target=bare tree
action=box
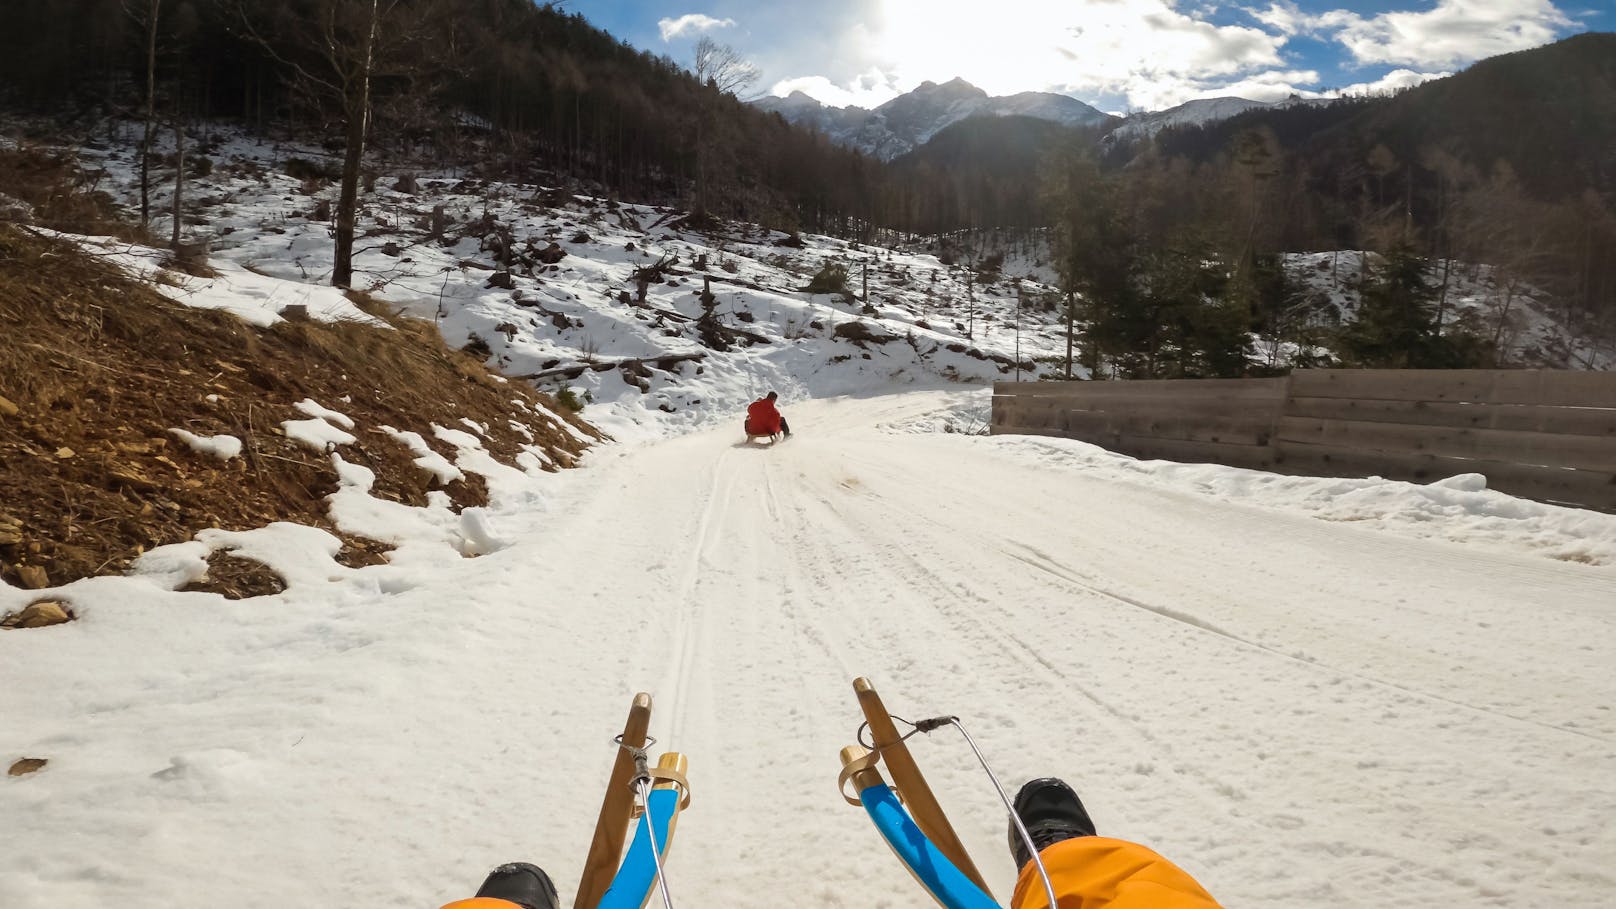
[1451,161,1554,360]
[690,36,757,219]
[122,0,162,229]
[236,0,437,287]
[1230,126,1281,277]
[693,36,758,97]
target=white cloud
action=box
[769,71,903,109]
[769,0,1291,111]
[759,0,1570,114]
[1166,66,1447,106]
[1189,69,1321,104]
[1328,68,1451,97]
[1101,68,1312,110]
[1337,1,1571,67]
[1250,0,1314,35]
[1261,0,1574,67]
[657,13,737,42]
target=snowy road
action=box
[4,390,1614,909]
[550,391,1616,908]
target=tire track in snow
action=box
[534,395,1612,907]
[1001,539,1612,745]
[660,450,732,750]
[808,479,1251,832]
[826,437,1612,747]
[815,431,1616,900]
[788,466,990,675]
[766,438,954,680]
[795,440,1588,900]
[765,440,1243,826]
[750,449,862,685]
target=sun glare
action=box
[777,0,1291,110]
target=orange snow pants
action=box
[1010,836,1222,909]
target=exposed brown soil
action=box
[0,223,605,598]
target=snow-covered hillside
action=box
[60,128,1075,441]
[910,230,1613,372]
[1280,251,1615,370]
[15,124,1602,450]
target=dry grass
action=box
[0,144,147,242]
[0,224,604,595]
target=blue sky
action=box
[570,0,1612,112]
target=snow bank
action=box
[970,414,1616,566]
[168,428,243,460]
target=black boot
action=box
[1008,778,1098,871]
[473,862,559,909]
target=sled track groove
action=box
[662,452,732,750]
[1000,540,1611,746]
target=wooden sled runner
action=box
[575,692,691,909]
[837,677,998,909]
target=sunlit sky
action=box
[574,0,1612,112]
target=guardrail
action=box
[991,369,1616,511]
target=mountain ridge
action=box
[1105,96,1333,142]
[755,77,1112,160]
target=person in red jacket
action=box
[1009,778,1222,909]
[744,391,791,442]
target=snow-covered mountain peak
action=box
[775,90,824,108]
[755,79,1108,160]
[904,77,987,99]
[1107,95,1338,143]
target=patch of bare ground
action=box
[0,223,606,596]
[0,143,145,242]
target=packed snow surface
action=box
[4,125,1614,909]
[4,389,1614,909]
[167,428,243,461]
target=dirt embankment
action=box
[0,222,604,600]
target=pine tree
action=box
[1341,244,1490,368]
[1341,244,1437,367]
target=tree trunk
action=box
[333,0,379,289]
[966,273,974,340]
[140,0,161,229]
[1435,255,1452,337]
[1404,167,1414,241]
[1064,291,1075,380]
[333,107,366,288]
[170,117,183,248]
[694,113,706,217]
[1491,277,1518,352]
